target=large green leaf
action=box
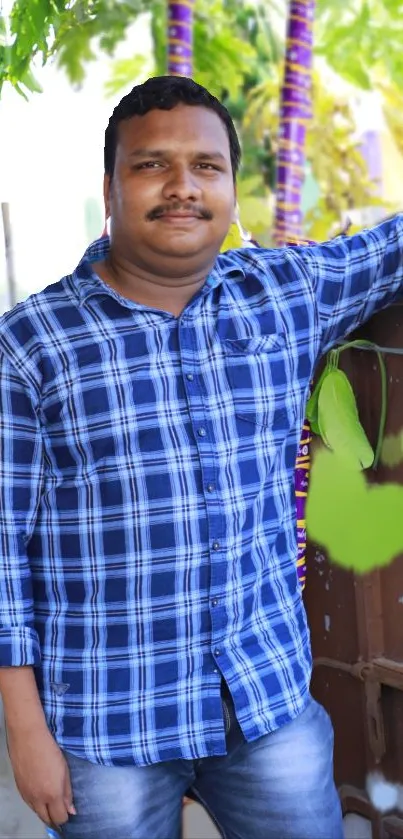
[307,447,403,574]
[305,364,332,435]
[317,368,374,470]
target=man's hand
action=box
[7,723,76,827]
[0,666,77,828]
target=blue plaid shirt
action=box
[1,216,403,767]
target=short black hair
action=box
[104,75,241,182]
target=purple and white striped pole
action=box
[274,0,315,245]
[275,0,316,589]
[167,0,195,77]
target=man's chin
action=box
[150,235,214,259]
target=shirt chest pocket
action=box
[221,332,294,438]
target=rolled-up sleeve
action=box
[0,352,43,666]
[298,214,403,354]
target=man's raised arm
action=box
[295,213,403,354]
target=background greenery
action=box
[2,0,403,242]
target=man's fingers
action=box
[31,801,52,826]
[63,764,77,815]
[46,796,70,826]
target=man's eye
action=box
[196,163,219,170]
[135,161,162,169]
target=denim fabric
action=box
[61,693,343,839]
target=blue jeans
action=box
[60,693,343,839]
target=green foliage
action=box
[305,365,329,435]
[2,0,402,241]
[104,53,148,97]
[220,222,243,253]
[220,175,272,253]
[244,68,389,242]
[308,341,388,469]
[315,0,403,93]
[317,368,374,469]
[376,78,403,161]
[146,0,256,100]
[307,351,374,469]
[307,447,403,573]
[0,0,149,94]
[236,175,272,238]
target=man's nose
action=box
[162,166,202,201]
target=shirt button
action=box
[212,541,220,551]
[198,427,207,437]
[212,598,218,606]
[214,648,221,657]
[206,483,215,493]
[186,373,194,381]
[213,668,220,675]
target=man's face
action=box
[104,104,237,276]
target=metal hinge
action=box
[313,655,403,764]
[365,679,386,763]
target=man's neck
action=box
[92,255,210,318]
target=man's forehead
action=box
[127,147,228,162]
[118,105,229,147]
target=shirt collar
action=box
[69,235,245,307]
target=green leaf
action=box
[306,448,403,574]
[238,195,271,234]
[317,368,374,470]
[337,61,372,91]
[220,223,243,252]
[237,174,264,196]
[329,339,388,469]
[105,54,149,98]
[305,364,333,435]
[20,67,43,93]
[0,14,7,47]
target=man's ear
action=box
[103,173,111,221]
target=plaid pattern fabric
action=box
[0,216,402,767]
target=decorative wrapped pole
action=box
[274,0,315,245]
[167,0,195,77]
[275,0,316,588]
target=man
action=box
[0,75,401,839]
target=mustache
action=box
[146,202,213,221]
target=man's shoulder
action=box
[0,274,80,373]
[1,274,75,324]
[216,244,312,294]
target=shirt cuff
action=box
[0,627,41,667]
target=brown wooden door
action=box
[305,306,403,839]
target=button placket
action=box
[179,322,227,698]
